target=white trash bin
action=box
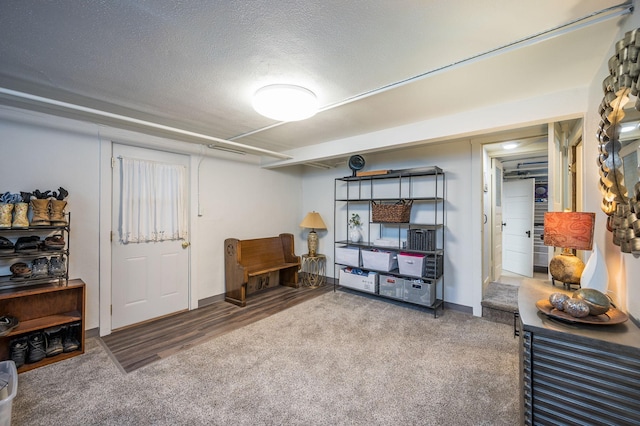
[0,360,17,426]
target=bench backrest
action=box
[238,236,286,269]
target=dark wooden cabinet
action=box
[0,280,85,373]
[518,282,640,425]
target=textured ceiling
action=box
[0,1,631,162]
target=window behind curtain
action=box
[119,157,187,244]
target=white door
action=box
[502,179,534,277]
[111,144,190,330]
[492,160,503,281]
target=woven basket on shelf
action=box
[371,200,413,223]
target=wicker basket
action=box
[371,200,413,223]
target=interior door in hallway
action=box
[502,179,534,277]
[111,144,190,330]
[492,160,504,281]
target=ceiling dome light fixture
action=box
[503,142,518,150]
[252,84,319,122]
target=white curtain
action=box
[119,157,187,244]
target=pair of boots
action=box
[30,199,68,227]
[9,323,80,368]
[30,256,66,278]
[0,200,65,228]
[0,203,29,228]
[9,332,46,367]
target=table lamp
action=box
[300,212,327,256]
[543,212,595,287]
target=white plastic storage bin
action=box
[378,274,405,299]
[398,252,426,277]
[404,279,435,306]
[0,360,17,426]
[361,250,398,272]
[339,268,377,293]
[335,246,360,267]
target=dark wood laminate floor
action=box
[101,284,333,373]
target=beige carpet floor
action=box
[12,290,520,425]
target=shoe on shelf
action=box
[11,202,29,228]
[62,323,80,353]
[27,332,46,363]
[48,255,66,277]
[10,336,28,368]
[15,235,40,253]
[9,262,31,279]
[0,316,19,336]
[0,203,13,229]
[44,234,65,251]
[44,326,64,357]
[29,198,51,226]
[0,236,14,253]
[31,257,49,278]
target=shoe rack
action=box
[0,213,70,290]
[0,279,85,373]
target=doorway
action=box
[482,118,582,287]
[485,132,549,283]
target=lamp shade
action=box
[300,212,327,230]
[543,212,595,251]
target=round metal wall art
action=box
[597,27,640,257]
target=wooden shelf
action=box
[17,349,83,373]
[6,312,81,336]
[338,166,444,181]
[0,279,85,371]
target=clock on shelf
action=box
[348,155,365,176]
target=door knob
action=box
[181,241,191,249]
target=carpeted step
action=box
[481,282,518,325]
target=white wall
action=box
[0,107,101,328]
[584,13,640,319]
[0,106,304,331]
[196,157,302,299]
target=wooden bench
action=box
[224,233,300,307]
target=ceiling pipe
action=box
[206,144,246,155]
[517,161,548,169]
[0,87,292,160]
[230,1,633,142]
